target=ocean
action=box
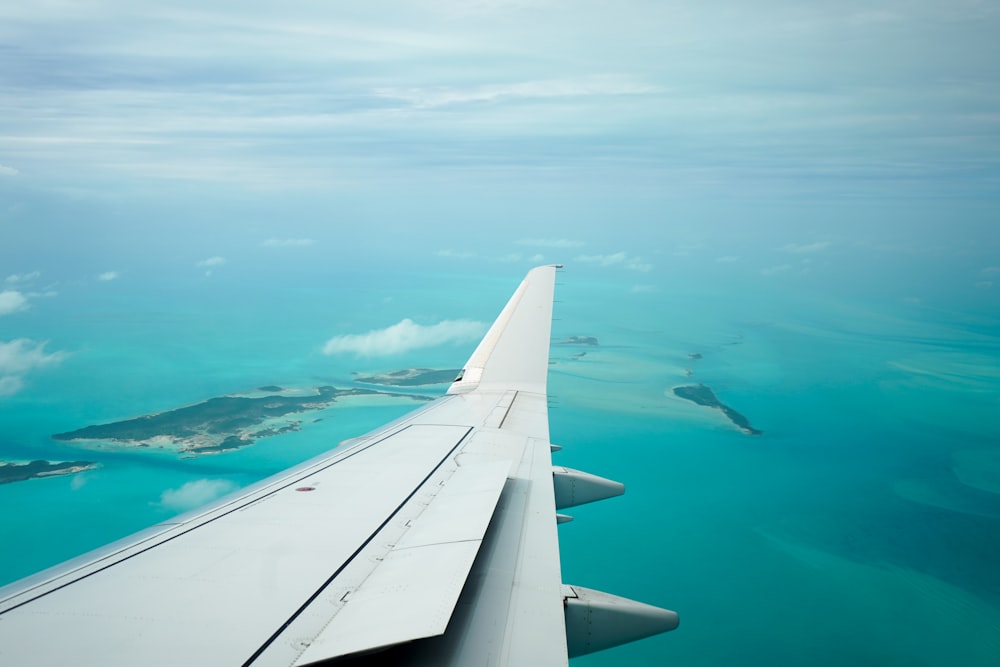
[2,264,999,665]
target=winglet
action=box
[448,265,558,395]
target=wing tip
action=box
[448,266,558,395]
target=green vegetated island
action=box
[0,460,98,485]
[555,336,599,360]
[52,385,428,456]
[673,384,762,435]
[557,336,600,346]
[353,368,461,387]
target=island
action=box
[672,384,762,435]
[1,460,98,484]
[53,385,428,456]
[556,336,599,346]
[353,368,461,387]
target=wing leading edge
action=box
[0,265,677,666]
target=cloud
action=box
[98,271,119,281]
[376,75,659,109]
[261,238,316,247]
[436,249,477,259]
[760,264,793,276]
[630,284,656,293]
[715,256,740,263]
[5,272,40,284]
[575,251,652,272]
[780,241,831,254]
[323,318,486,356]
[516,238,585,249]
[0,339,68,396]
[0,291,28,316]
[0,376,24,397]
[982,266,1000,276]
[0,164,18,176]
[499,252,546,263]
[158,478,238,513]
[197,256,227,276]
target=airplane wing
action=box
[0,265,677,666]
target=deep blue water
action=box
[2,267,999,665]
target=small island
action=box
[556,336,599,346]
[53,385,427,456]
[1,460,98,485]
[673,384,762,435]
[353,368,461,387]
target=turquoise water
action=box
[550,277,1000,666]
[2,266,999,665]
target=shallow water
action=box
[2,266,998,665]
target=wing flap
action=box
[294,460,512,664]
[0,424,473,666]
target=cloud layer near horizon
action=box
[323,318,485,356]
[2,2,996,198]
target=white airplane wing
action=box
[0,265,677,666]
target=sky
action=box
[3,1,998,343]
[2,2,999,270]
[2,2,1000,663]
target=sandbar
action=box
[1,460,98,484]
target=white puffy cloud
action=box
[261,238,316,247]
[98,271,119,281]
[575,251,651,272]
[780,241,831,254]
[0,339,68,396]
[158,479,238,512]
[197,256,227,267]
[0,291,28,316]
[5,271,40,284]
[716,255,740,263]
[0,164,18,176]
[323,318,486,356]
